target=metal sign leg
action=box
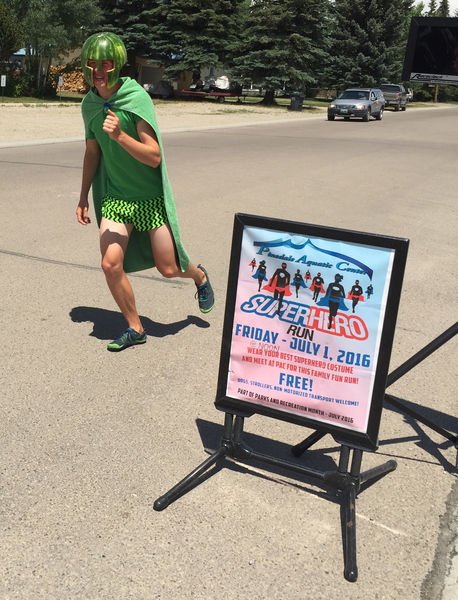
[337,446,397,582]
[154,412,234,511]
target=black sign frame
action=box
[215,213,409,451]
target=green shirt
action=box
[86,93,163,202]
[81,77,190,273]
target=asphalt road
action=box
[1,106,457,600]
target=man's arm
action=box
[102,109,161,168]
[76,138,101,225]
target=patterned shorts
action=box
[101,195,168,232]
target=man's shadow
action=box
[70,306,210,340]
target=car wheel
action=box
[363,109,370,122]
[394,103,400,111]
[344,116,350,120]
[401,104,406,111]
[375,107,383,120]
[327,114,335,121]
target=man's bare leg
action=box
[148,223,206,284]
[100,218,144,333]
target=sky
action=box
[428,0,458,14]
[415,0,458,13]
[447,1,458,14]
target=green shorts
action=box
[101,195,168,232]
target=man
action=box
[252,259,267,291]
[263,262,291,315]
[319,273,346,330]
[76,33,214,351]
[348,279,364,313]
[310,272,324,302]
[292,269,306,298]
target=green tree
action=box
[427,0,438,14]
[0,0,22,63]
[412,2,426,15]
[437,0,450,16]
[324,0,413,90]
[97,0,158,77]
[10,0,101,94]
[149,0,245,80]
[231,0,331,105]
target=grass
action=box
[213,108,263,114]
[1,92,453,110]
[164,94,328,111]
[137,95,326,113]
[0,90,84,104]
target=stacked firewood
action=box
[48,65,89,94]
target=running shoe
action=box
[195,265,215,313]
[107,328,147,351]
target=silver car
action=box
[327,88,385,121]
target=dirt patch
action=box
[0,100,326,143]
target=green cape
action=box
[81,77,190,273]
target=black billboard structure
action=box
[155,214,410,581]
[402,16,458,86]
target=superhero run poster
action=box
[219,217,408,442]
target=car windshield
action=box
[338,91,369,100]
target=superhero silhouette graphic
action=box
[291,269,306,298]
[347,279,364,313]
[249,258,257,272]
[252,259,268,291]
[366,284,374,300]
[310,272,325,302]
[263,262,291,315]
[317,273,348,330]
[305,270,311,282]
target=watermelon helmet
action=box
[81,32,127,88]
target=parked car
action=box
[406,87,414,102]
[379,83,408,111]
[143,80,174,99]
[327,88,385,121]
